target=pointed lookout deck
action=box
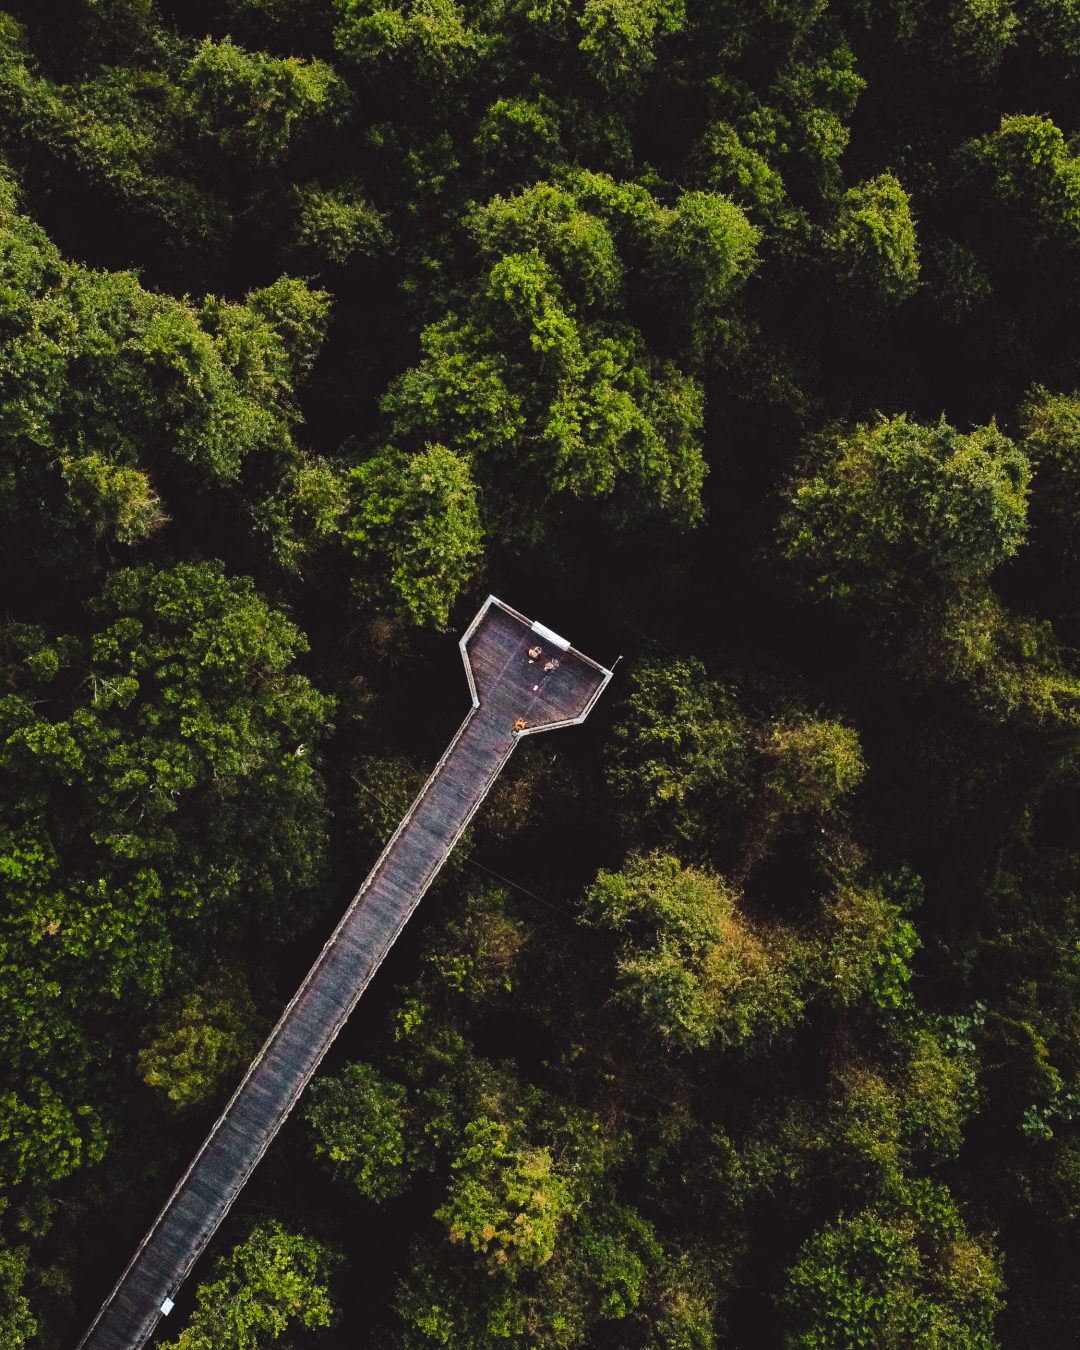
[78,597,613,1350]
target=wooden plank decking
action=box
[77,598,611,1350]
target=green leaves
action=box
[827,173,920,304]
[962,114,1080,249]
[158,1222,340,1350]
[293,181,388,264]
[780,415,1030,614]
[577,0,686,90]
[782,1185,1003,1349]
[345,442,482,628]
[332,0,486,81]
[437,1118,570,1275]
[765,716,866,816]
[1021,386,1080,576]
[0,1082,106,1189]
[651,189,760,312]
[821,876,921,1012]
[774,413,1080,732]
[383,310,706,538]
[470,185,623,309]
[182,38,347,166]
[0,563,331,1195]
[585,853,804,1051]
[0,175,335,576]
[0,1242,36,1350]
[378,173,759,538]
[605,658,752,854]
[138,971,262,1111]
[1,1,1078,1345]
[305,1062,411,1200]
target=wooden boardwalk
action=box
[78,598,612,1350]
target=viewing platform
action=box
[78,597,612,1350]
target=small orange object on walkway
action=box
[514,717,528,731]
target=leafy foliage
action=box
[345,442,482,628]
[5,0,1080,1345]
[0,561,329,1199]
[828,173,920,304]
[158,1222,339,1349]
[605,658,751,855]
[782,1184,1004,1349]
[305,1062,411,1200]
[780,415,1030,616]
[585,853,804,1051]
[138,970,263,1110]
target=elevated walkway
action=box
[77,597,612,1350]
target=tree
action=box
[138,971,262,1111]
[293,181,387,265]
[420,884,527,1001]
[584,853,804,1051]
[467,184,624,311]
[305,1062,411,1200]
[344,442,482,628]
[865,0,1018,78]
[0,1078,106,1190]
[576,0,686,91]
[332,0,487,82]
[821,874,922,1012]
[899,1023,979,1165]
[779,415,1030,617]
[0,17,227,257]
[474,97,563,179]
[0,562,331,1192]
[378,173,744,539]
[0,166,336,578]
[960,114,1080,252]
[437,1117,571,1275]
[827,174,920,305]
[605,658,752,855]
[0,1242,36,1350]
[1026,0,1080,57]
[5,0,1080,1344]
[764,716,866,816]
[382,291,708,541]
[651,189,760,317]
[157,1222,339,1349]
[1021,386,1080,577]
[781,1183,1003,1348]
[181,38,347,167]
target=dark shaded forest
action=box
[3,0,1080,1345]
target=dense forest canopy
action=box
[3,0,1080,1345]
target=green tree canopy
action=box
[0,1242,35,1349]
[827,173,920,305]
[0,562,331,1192]
[182,37,347,167]
[782,1183,1003,1349]
[779,415,1030,616]
[605,658,752,855]
[305,1062,411,1200]
[0,167,336,578]
[345,442,482,628]
[158,1221,340,1350]
[584,853,804,1051]
[138,970,263,1111]
[2,0,1079,1343]
[821,873,922,1012]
